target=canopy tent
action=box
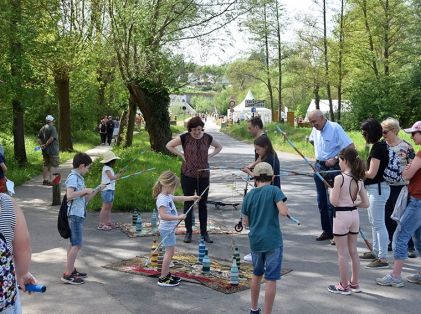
[227,90,272,124]
[304,99,351,121]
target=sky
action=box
[176,0,328,65]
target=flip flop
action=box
[106,223,119,229]
[97,224,112,231]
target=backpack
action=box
[57,194,72,239]
[0,232,17,310]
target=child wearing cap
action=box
[376,121,421,287]
[98,151,121,230]
[241,162,291,314]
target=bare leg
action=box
[99,203,112,226]
[348,233,360,284]
[251,275,262,310]
[334,235,350,286]
[391,260,404,278]
[65,245,81,275]
[161,246,174,278]
[264,280,277,314]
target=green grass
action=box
[85,126,185,212]
[223,122,415,160]
[2,130,99,186]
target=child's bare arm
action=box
[277,201,289,217]
[328,175,342,207]
[106,169,118,180]
[242,214,249,227]
[158,206,185,220]
[173,195,200,202]
[356,185,370,208]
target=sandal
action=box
[97,224,112,231]
[106,223,119,229]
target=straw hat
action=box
[253,162,273,177]
[101,151,120,163]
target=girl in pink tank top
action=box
[327,147,369,295]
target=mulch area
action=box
[103,252,292,294]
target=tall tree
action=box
[322,0,334,121]
[9,0,27,165]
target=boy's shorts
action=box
[69,215,84,246]
[101,190,115,203]
[159,228,176,247]
[251,246,283,280]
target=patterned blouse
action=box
[180,132,213,178]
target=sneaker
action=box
[61,273,85,285]
[169,272,181,283]
[158,274,180,287]
[359,251,376,260]
[408,249,417,258]
[376,273,404,287]
[365,259,389,269]
[244,253,252,263]
[316,232,333,241]
[349,282,361,293]
[250,308,261,314]
[407,272,421,284]
[327,283,351,295]
[72,268,87,278]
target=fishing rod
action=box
[94,167,155,192]
[276,126,372,250]
[145,186,210,266]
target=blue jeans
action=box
[366,183,390,259]
[393,197,421,260]
[251,246,283,280]
[69,215,84,247]
[314,162,339,236]
[101,190,115,204]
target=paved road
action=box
[16,120,420,313]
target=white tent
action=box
[304,99,351,121]
[228,90,272,124]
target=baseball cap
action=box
[45,115,55,122]
[403,121,421,133]
[253,162,274,178]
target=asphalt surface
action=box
[16,119,421,313]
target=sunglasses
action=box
[382,130,390,135]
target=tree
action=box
[108,0,247,152]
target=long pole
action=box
[94,168,155,192]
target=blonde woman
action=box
[381,118,416,257]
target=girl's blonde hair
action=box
[152,170,180,198]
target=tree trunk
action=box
[263,4,274,121]
[383,0,390,76]
[337,0,345,123]
[9,0,27,166]
[116,109,127,146]
[54,69,73,151]
[360,0,380,78]
[127,81,172,153]
[124,94,136,147]
[323,0,334,121]
[314,83,320,110]
[275,0,283,121]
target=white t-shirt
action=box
[156,193,178,231]
[101,165,115,190]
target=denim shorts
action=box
[101,190,115,204]
[251,246,283,280]
[159,228,176,247]
[69,215,84,246]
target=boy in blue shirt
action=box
[242,162,291,314]
[62,153,103,285]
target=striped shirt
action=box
[0,193,16,253]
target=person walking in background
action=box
[376,121,421,287]
[166,116,222,244]
[152,171,199,287]
[112,117,120,143]
[381,118,416,257]
[241,162,291,314]
[0,193,37,313]
[62,153,103,285]
[106,116,114,146]
[360,119,390,269]
[37,115,59,186]
[99,117,107,145]
[327,147,369,295]
[98,151,121,231]
[308,110,354,242]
